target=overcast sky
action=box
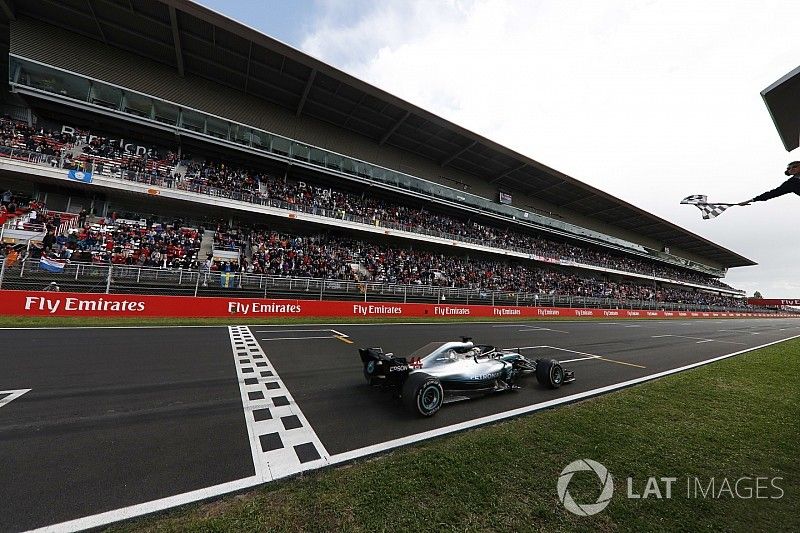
[197,0,800,298]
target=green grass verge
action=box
[106,339,799,532]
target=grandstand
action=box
[0,0,759,311]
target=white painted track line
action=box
[254,329,342,333]
[508,345,644,368]
[557,355,600,364]
[0,389,31,409]
[651,334,746,345]
[260,335,337,341]
[517,326,569,333]
[718,329,759,335]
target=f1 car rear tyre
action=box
[535,359,564,389]
[402,373,443,416]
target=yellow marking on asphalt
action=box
[595,356,646,369]
[336,336,354,344]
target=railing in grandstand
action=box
[0,143,741,296]
[0,259,765,313]
[8,55,724,278]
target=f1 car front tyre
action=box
[402,373,443,416]
[535,359,564,389]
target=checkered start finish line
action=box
[228,326,330,480]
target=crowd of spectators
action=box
[2,198,203,269]
[176,163,734,289]
[0,197,752,309]
[46,218,202,269]
[1,116,735,292]
[227,227,748,308]
[0,119,67,157]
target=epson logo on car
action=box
[389,365,409,372]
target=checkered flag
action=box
[680,195,707,205]
[680,195,735,220]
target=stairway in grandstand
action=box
[199,230,215,259]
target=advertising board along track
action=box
[0,290,794,319]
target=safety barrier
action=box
[0,290,795,319]
[0,260,762,312]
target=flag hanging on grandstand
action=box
[39,257,66,273]
[680,195,735,219]
[67,169,93,184]
[220,272,237,288]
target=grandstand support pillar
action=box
[404,286,407,304]
[194,274,200,297]
[319,280,324,301]
[0,255,5,289]
[491,292,495,306]
[105,265,112,294]
[516,293,519,306]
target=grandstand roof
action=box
[762,65,800,152]
[2,0,755,268]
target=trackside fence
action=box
[0,259,776,314]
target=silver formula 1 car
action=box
[358,337,575,416]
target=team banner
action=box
[0,290,792,319]
[67,169,93,184]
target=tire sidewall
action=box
[536,359,563,389]
[549,363,563,388]
[415,379,443,416]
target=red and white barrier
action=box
[0,290,795,319]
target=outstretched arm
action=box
[742,177,800,205]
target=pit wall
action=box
[0,290,794,319]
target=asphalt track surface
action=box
[2,318,799,531]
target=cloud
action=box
[299,0,800,296]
